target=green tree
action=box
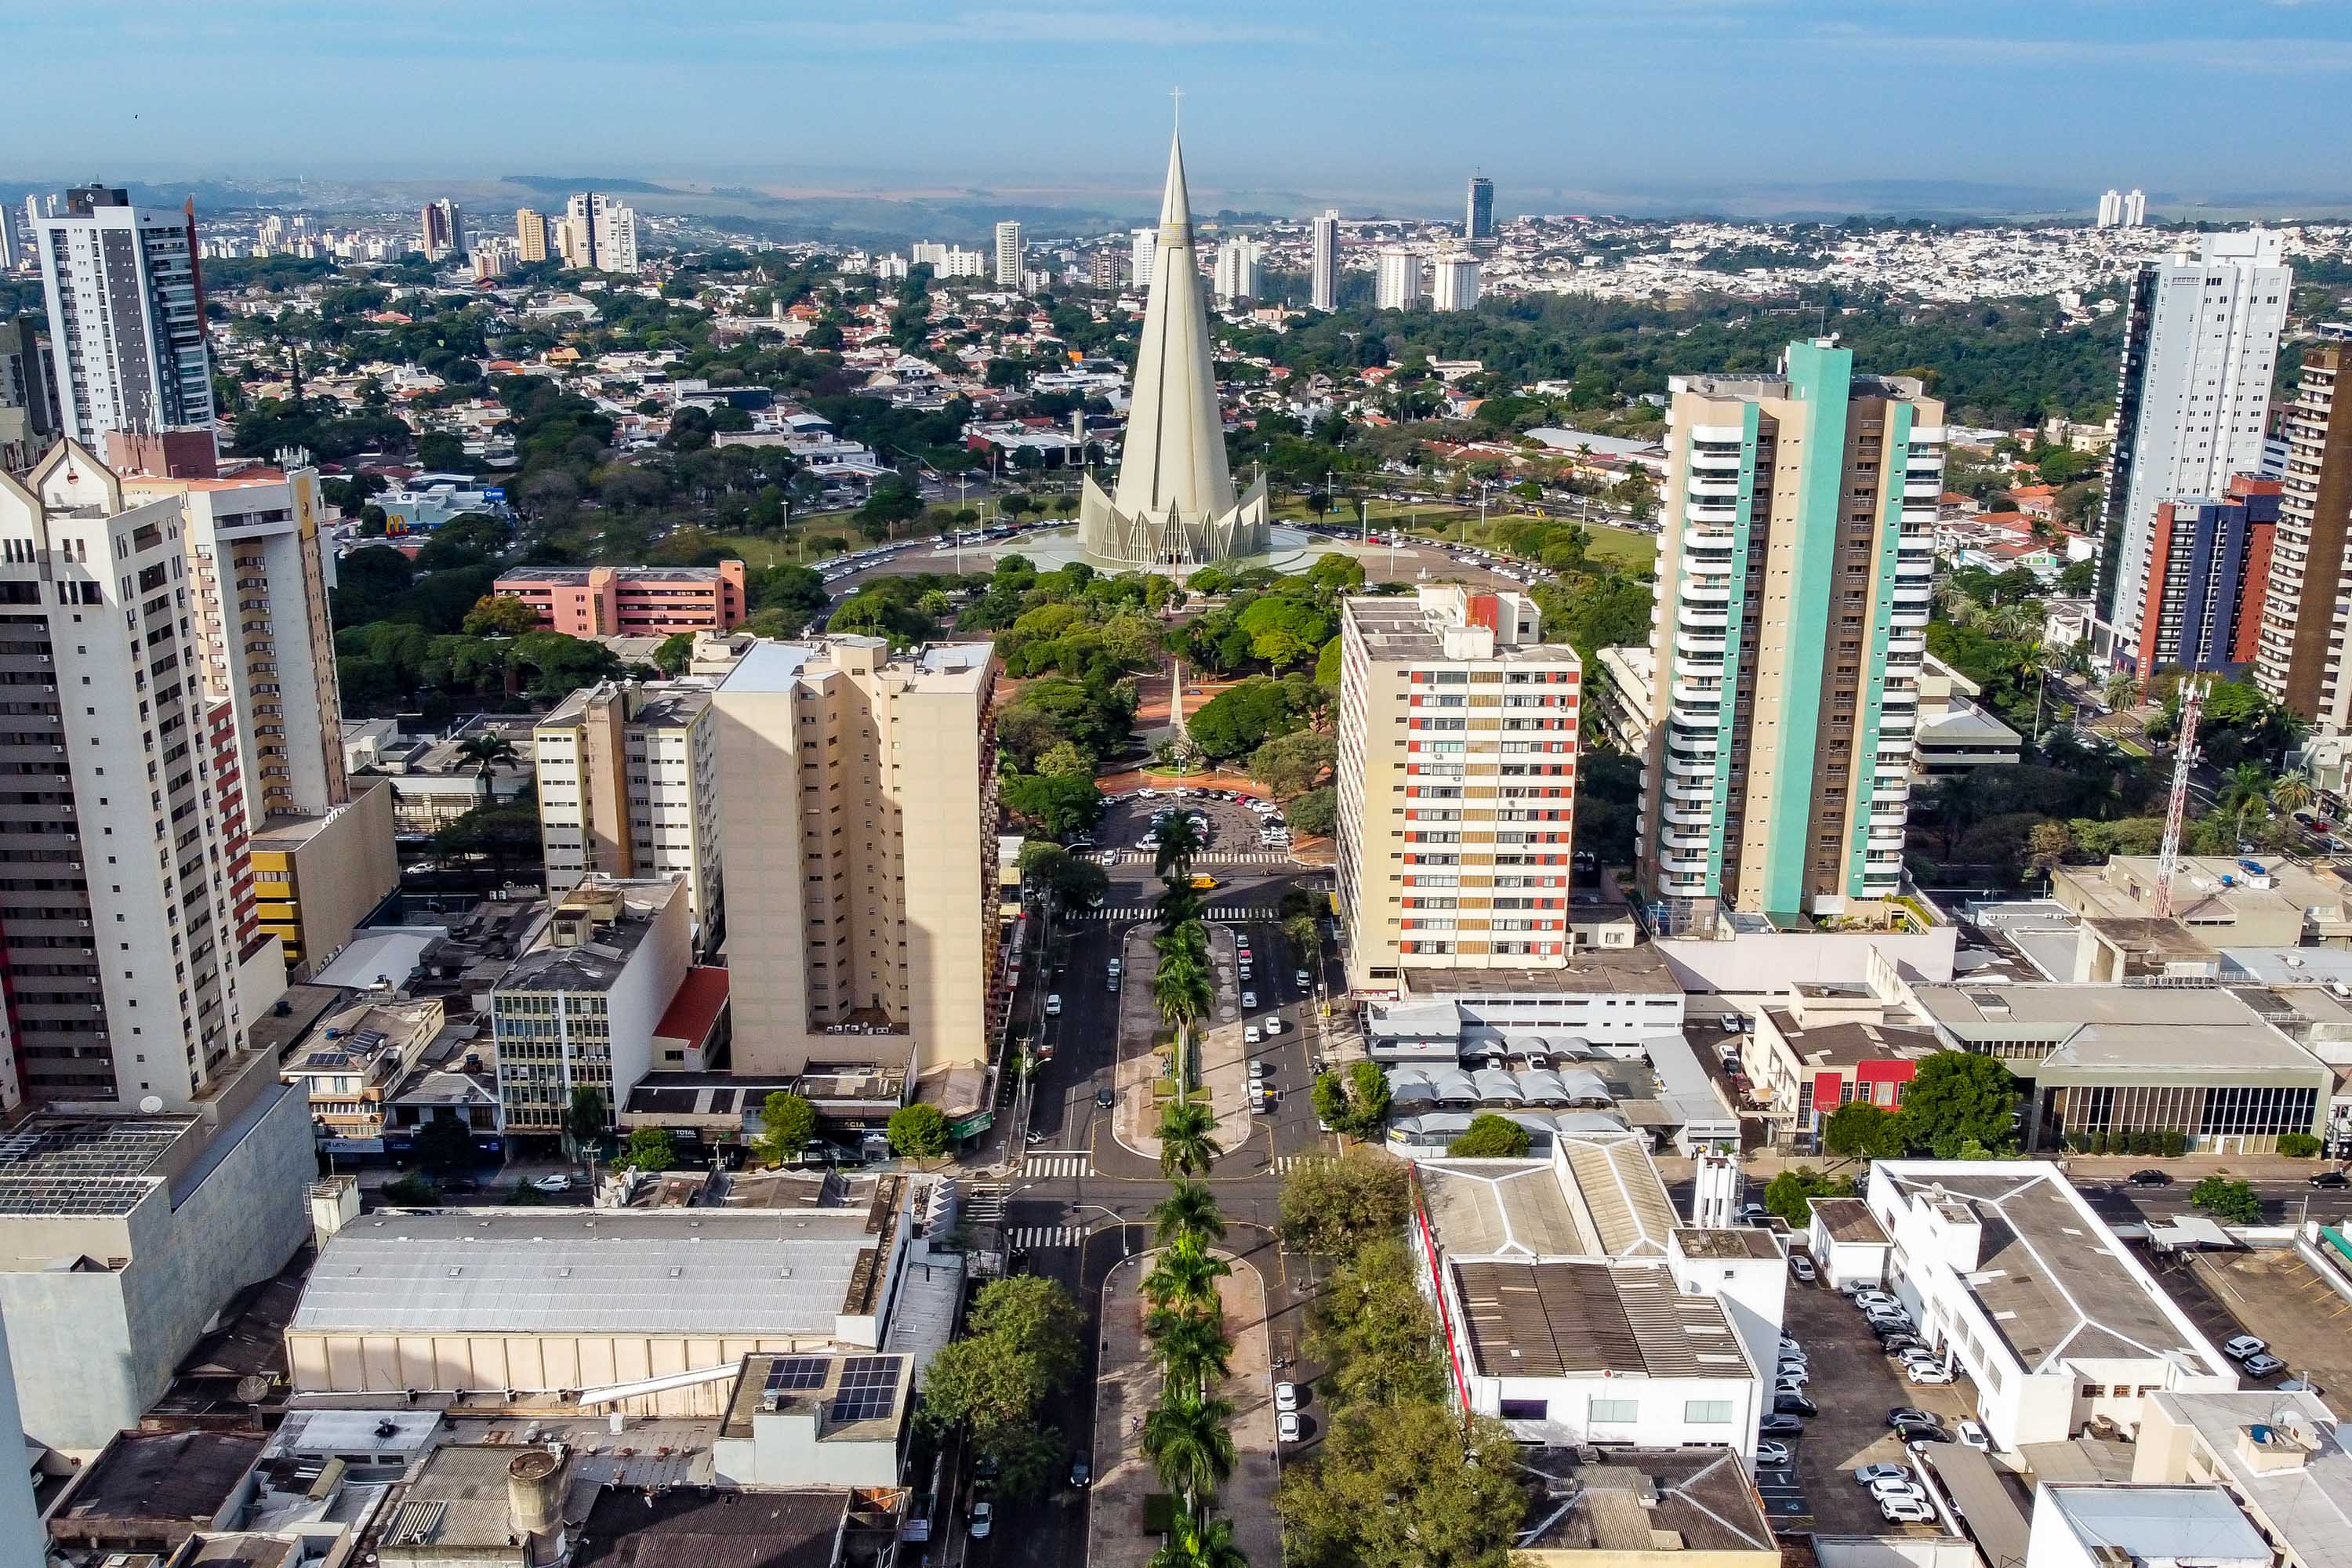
[1762,1166,1846,1226]
[2190,1177,2262,1225]
[1822,1101,1908,1161]
[1287,787,1339,838]
[1156,1097,1223,1178]
[1154,815,1206,878]
[564,1085,608,1150]
[753,1091,818,1167]
[1276,1402,1525,1568]
[1146,1308,1234,1399]
[452,731,521,803]
[1249,731,1336,800]
[1305,552,1367,593]
[1149,1508,1250,1568]
[461,594,541,637]
[1000,771,1105,837]
[412,1115,477,1173]
[1446,1114,1532,1159]
[1152,1180,1228,1248]
[615,1127,677,1172]
[652,630,695,677]
[1899,1051,2020,1157]
[887,1103,952,1158]
[1309,1236,1448,1410]
[966,1274,1086,1392]
[1277,1149,1410,1259]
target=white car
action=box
[1248,1060,1270,1080]
[1138,789,1160,799]
[969,1501,994,1539]
[1853,1464,1911,1487]
[1880,1495,1936,1525]
[530,1174,573,1193]
[1274,1381,1299,1413]
[1261,1016,1286,1036]
[2223,1334,2269,1361]
[1789,1254,1817,1283]
[1753,1439,1793,1468]
[1244,1025,1262,1045]
[1868,1475,1927,1502]
[1277,1412,1302,1443]
[1955,1420,1992,1451]
[1295,970,1312,988]
[1240,990,1257,1009]
[1904,1364,1954,1385]
[1044,994,1062,1017]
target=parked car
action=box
[1896,1421,1952,1446]
[2128,1168,2172,1187]
[1295,969,1312,988]
[1244,1025,1262,1046]
[1956,1420,1992,1451]
[1789,1254,1817,1283]
[1275,1381,1300,1413]
[1869,1476,1928,1504]
[530,1174,574,1193]
[2223,1334,2269,1361]
[1240,990,1257,1009]
[1277,1412,1302,1443]
[969,1501,995,1539]
[2244,1352,2289,1379]
[1880,1496,1936,1525]
[1737,1203,1770,1225]
[1754,1439,1793,1468]
[1886,1407,1940,1428]
[1881,1335,1926,1357]
[2311,1170,2350,1189]
[1774,1392,1818,1417]
[1044,994,1062,1017]
[1759,1414,1804,1436]
[1905,1364,1955,1385]
[1854,1464,1912,1486]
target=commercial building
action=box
[0,441,259,1109]
[34,184,214,452]
[1076,135,1272,567]
[280,995,446,1156]
[713,640,999,1082]
[1864,1160,2236,1452]
[1335,586,1581,989]
[2254,344,2352,726]
[1432,254,1481,313]
[1914,654,2024,774]
[534,678,724,945]
[285,1174,915,1413]
[1744,981,1940,1150]
[1375,249,1426,310]
[1513,1447,1775,1566]
[2027,1485,2271,1568]
[1637,340,1945,932]
[2098,232,2290,666]
[993,219,1022,288]
[1309,209,1340,311]
[419,198,463,260]
[123,462,348,818]
[249,781,401,978]
[1907,980,2332,1153]
[492,560,748,637]
[1465,175,1496,252]
[344,713,535,831]
[0,1075,314,1450]
[490,880,692,1136]
[2051,853,2352,950]
[2128,474,2280,677]
[2134,1389,2352,1568]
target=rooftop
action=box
[2039,1484,2271,1566]
[1911,981,2262,1033]
[0,1112,194,1219]
[720,1350,915,1443]
[1418,1130,1681,1261]
[571,1486,851,1568]
[375,1443,574,1555]
[1399,945,1682,998]
[2144,1390,2352,1568]
[1672,1226,1780,1260]
[539,678,716,731]
[1762,1011,1940,1069]
[495,881,680,995]
[1342,590,1576,665]
[499,564,734,584]
[1807,1196,1889,1247]
[1515,1447,1776,1556]
[48,1430,266,1538]
[2060,855,2352,931]
[654,966,730,1045]
[1450,1258,1751,1379]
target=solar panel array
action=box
[764,1356,830,1395]
[828,1356,903,1422]
[0,1116,189,1215]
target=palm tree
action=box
[1156,1097,1223,1178]
[1151,1180,1226,1248]
[1154,920,1209,971]
[1145,1309,1233,1397]
[1154,877,1204,931]
[1141,1393,1237,1510]
[453,732,519,804]
[1153,951,1213,1090]
[1990,601,2042,642]
[1154,815,1205,879]
[2216,762,2274,835]
[1280,913,1319,969]
[1149,1508,1249,1568]
[2102,670,2143,714]
[1144,1235,1232,1319]
[2273,774,2316,818]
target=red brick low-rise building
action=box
[493,561,749,637]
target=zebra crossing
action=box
[1021,1154,1093,1178]
[1271,1155,1321,1174]
[1075,905,1283,923]
[964,1182,1009,1225]
[1007,1225,1089,1249]
[1111,851,1296,866]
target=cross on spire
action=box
[1171,86,1182,129]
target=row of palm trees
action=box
[1139,1181,1247,1568]
[1149,815,1225,1177]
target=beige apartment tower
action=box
[515,208,550,263]
[533,678,723,948]
[2252,343,2352,728]
[712,639,999,1083]
[1335,586,1582,993]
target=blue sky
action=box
[15,2,2352,212]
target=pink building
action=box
[494,561,749,637]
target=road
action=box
[964,801,1345,1568]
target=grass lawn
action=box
[1402,512,1657,572]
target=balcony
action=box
[1660,826,1714,852]
[1681,579,1731,604]
[1662,801,1716,827]
[1665,752,1718,779]
[1678,604,1730,630]
[1676,633,1727,661]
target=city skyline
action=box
[13,2,2352,211]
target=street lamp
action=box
[1076,1205,1136,1256]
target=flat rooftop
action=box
[49,1430,265,1534]
[1911,981,2261,1033]
[2041,1484,2271,1566]
[1807,1196,1889,1247]
[2144,1391,2352,1568]
[0,1112,196,1219]
[572,1486,851,1568]
[1516,1447,1776,1555]
[1877,1163,2230,1377]
[539,679,715,730]
[495,884,678,994]
[500,564,731,584]
[1400,946,1682,998]
[1450,1258,1751,1379]
[1762,1011,1940,1068]
[292,1207,894,1338]
[1342,593,1578,665]
[721,1350,914,1443]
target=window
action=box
[1589,1399,1638,1424]
[1497,1399,1548,1421]
[1683,1400,1733,1424]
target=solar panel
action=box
[764,1356,829,1394]
[828,1355,903,1422]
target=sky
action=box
[15,1,2352,215]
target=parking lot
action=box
[2151,1245,2352,1399]
[1094,788,1292,859]
[1771,1272,1980,1535]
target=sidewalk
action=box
[1090,1250,1280,1568]
[1653,1149,2345,1185]
[1111,927,1247,1167]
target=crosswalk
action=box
[1111,851,1296,866]
[964,1182,1009,1225]
[1022,1154,1093,1178]
[1007,1225,1090,1249]
[1271,1155,1320,1174]
[1074,905,1283,923]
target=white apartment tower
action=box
[1130,227,1159,291]
[2125,188,2148,227]
[1212,236,1262,306]
[122,462,347,820]
[533,679,724,949]
[993,220,1023,288]
[712,639,999,1082]
[1310,209,1341,311]
[34,186,213,449]
[2096,189,2123,228]
[1432,255,1482,313]
[0,442,256,1112]
[2096,231,2289,668]
[1334,586,1582,991]
[561,193,639,274]
[0,205,14,273]
[1376,249,1428,311]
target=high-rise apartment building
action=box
[533,678,724,947]
[1310,209,1341,311]
[1376,249,1427,311]
[1466,175,1496,254]
[122,461,347,819]
[2253,343,2352,727]
[1335,586,1581,991]
[419,198,463,260]
[1211,236,1262,305]
[34,186,213,451]
[0,315,58,474]
[2096,189,2124,228]
[2125,188,2148,227]
[0,205,14,272]
[1636,340,1946,933]
[561,193,639,274]
[1130,226,1158,291]
[20,196,40,248]
[2129,476,2280,679]
[514,207,551,263]
[1432,255,1482,313]
[1089,247,1127,290]
[0,441,263,1111]
[2097,232,2288,668]
[712,639,998,1081]
[993,220,1023,288]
